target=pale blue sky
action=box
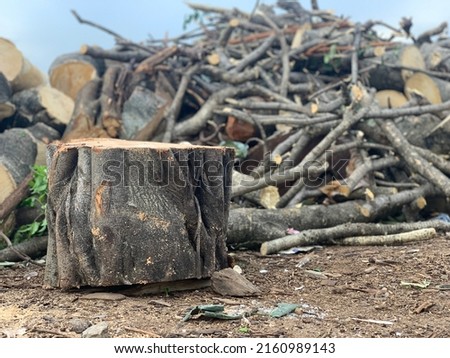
[0,0,448,73]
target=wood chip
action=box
[123,326,161,338]
[148,299,172,307]
[305,270,328,279]
[213,297,242,305]
[364,266,377,274]
[415,301,435,314]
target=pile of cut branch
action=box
[2,0,450,257]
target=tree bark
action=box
[44,138,234,289]
[11,86,74,134]
[0,128,37,211]
[227,184,436,246]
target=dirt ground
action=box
[1,235,450,338]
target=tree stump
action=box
[44,138,234,289]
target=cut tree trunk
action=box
[0,37,46,92]
[11,86,74,134]
[48,52,105,101]
[44,138,234,289]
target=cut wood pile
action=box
[2,0,450,260]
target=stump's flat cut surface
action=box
[45,138,234,289]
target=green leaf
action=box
[15,165,48,243]
[37,219,47,234]
[324,44,337,64]
[21,197,35,208]
[239,326,250,333]
[29,221,40,236]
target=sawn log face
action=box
[44,139,234,289]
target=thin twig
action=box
[0,231,44,266]
[351,23,362,84]
[30,327,73,338]
[162,64,199,142]
[71,10,126,40]
[123,326,161,338]
[257,10,290,97]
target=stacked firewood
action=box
[2,0,450,257]
[0,38,69,247]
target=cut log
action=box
[375,90,408,109]
[0,211,15,237]
[339,228,436,246]
[226,184,437,245]
[0,72,15,120]
[0,236,48,262]
[0,37,46,92]
[393,113,450,153]
[404,73,442,105]
[428,77,450,102]
[25,123,61,166]
[420,41,450,72]
[0,171,32,222]
[0,124,57,217]
[11,86,74,134]
[0,128,37,212]
[98,65,133,138]
[232,171,279,208]
[365,45,425,91]
[48,53,105,101]
[260,221,449,255]
[44,138,234,289]
[62,78,106,141]
[120,85,167,139]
